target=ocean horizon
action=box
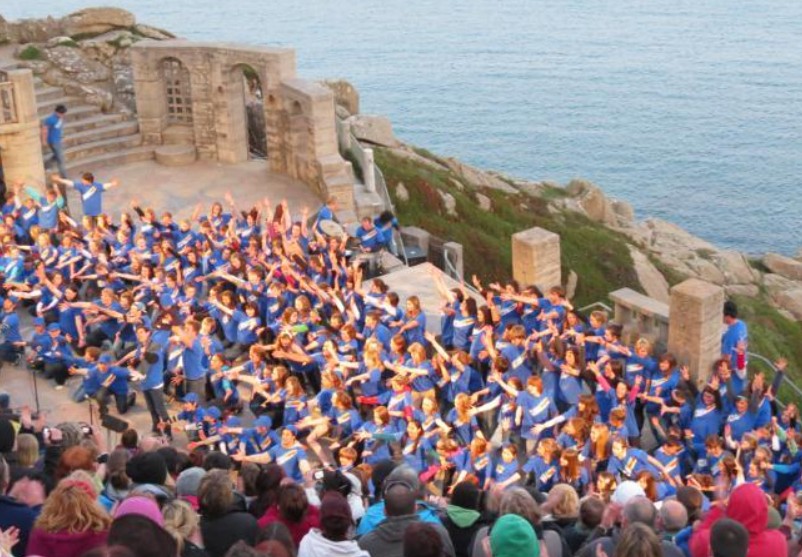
[5,1,801,256]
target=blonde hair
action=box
[15,433,39,467]
[548,483,580,519]
[34,474,110,533]
[162,499,200,552]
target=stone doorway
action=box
[234,64,267,160]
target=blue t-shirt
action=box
[73,181,107,217]
[43,113,63,144]
[269,443,307,482]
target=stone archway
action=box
[234,63,267,160]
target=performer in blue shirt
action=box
[52,172,121,219]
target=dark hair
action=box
[675,486,704,522]
[403,522,443,557]
[203,451,232,471]
[723,301,738,319]
[54,104,67,114]
[711,518,749,557]
[121,429,138,449]
[277,483,309,523]
[249,464,285,517]
[156,446,181,478]
[579,496,605,528]
[108,515,178,557]
[256,521,297,557]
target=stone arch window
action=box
[291,100,303,116]
[162,58,193,124]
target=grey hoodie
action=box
[358,514,456,557]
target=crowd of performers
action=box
[0,172,798,505]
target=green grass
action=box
[18,45,42,61]
[375,147,641,307]
[731,295,802,406]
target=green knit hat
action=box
[490,515,540,557]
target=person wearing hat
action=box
[235,426,310,483]
[40,322,74,389]
[72,353,143,416]
[176,467,206,510]
[298,491,369,557]
[174,393,206,442]
[25,317,50,371]
[0,298,24,367]
[488,514,539,557]
[358,474,455,557]
[230,415,277,457]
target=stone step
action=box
[65,145,155,174]
[35,86,64,103]
[64,134,143,162]
[63,113,130,134]
[37,95,84,115]
[63,120,140,149]
[155,144,197,166]
[41,103,101,122]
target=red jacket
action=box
[258,503,320,547]
[690,483,786,557]
[27,527,108,557]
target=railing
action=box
[579,301,614,314]
[334,116,408,266]
[746,351,802,408]
[0,81,19,125]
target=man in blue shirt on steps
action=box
[41,104,67,179]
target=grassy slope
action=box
[375,147,641,307]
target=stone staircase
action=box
[30,74,154,174]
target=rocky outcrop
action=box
[63,7,136,37]
[7,8,167,113]
[439,191,457,217]
[321,79,360,116]
[565,179,634,227]
[347,114,398,147]
[443,158,517,194]
[628,247,670,303]
[764,253,802,281]
[475,192,492,211]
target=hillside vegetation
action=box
[374,146,802,402]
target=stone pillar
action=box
[363,147,376,194]
[443,241,464,281]
[0,70,45,188]
[512,227,561,290]
[130,48,168,145]
[667,278,725,384]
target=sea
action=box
[4,0,801,255]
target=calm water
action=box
[6,1,802,254]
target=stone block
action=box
[512,227,561,290]
[667,279,725,383]
[155,144,196,166]
[401,226,431,255]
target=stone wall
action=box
[130,40,353,207]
